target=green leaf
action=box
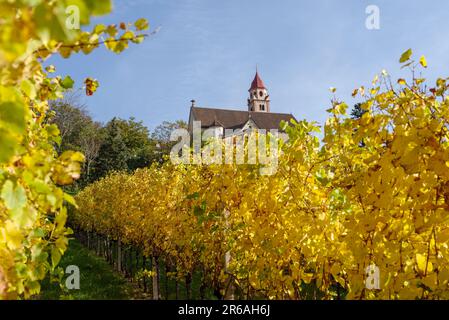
[30,180,52,194]
[186,192,199,200]
[106,25,118,37]
[131,34,145,44]
[0,101,26,133]
[61,76,75,89]
[63,193,77,207]
[46,124,60,137]
[399,48,413,63]
[121,31,135,40]
[54,207,68,228]
[20,80,37,99]
[335,103,348,115]
[87,0,112,16]
[419,55,428,68]
[134,18,149,31]
[280,120,287,131]
[93,23,106,34]
[193,205,204,217]
[1,180,27,210]
[0,128,17,163]
[32,228,46,239]
[10,206,35,228]
[34,3,71,42]
[51,247,62,267]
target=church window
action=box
[260,104,265,111]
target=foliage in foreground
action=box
[0,0,147,299]
[74,51,449,299]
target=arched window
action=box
[260,104,265,111]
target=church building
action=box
[188,71,296,137]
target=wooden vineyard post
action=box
[186,273,192,300]
[97,234,101,256]
[165,265,170,300]
[142,255,147,292]
[152,255,160,300]
[224,209,235,300]
[199,268,206,300]
[104,238,107,260]
[117,237,122,273]
[107,237,110,260]
[129,247,133,278]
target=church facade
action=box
[188,72,296,137]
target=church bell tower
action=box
[248,70,270,112]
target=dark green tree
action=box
[350,103,367,120]
[350,103,367,147]
[94,117,156,179]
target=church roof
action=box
[189,106,296,131]
[249,72,266,91]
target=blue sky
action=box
[50,0,449,131]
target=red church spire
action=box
[249,71,266,91]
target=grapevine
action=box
[0,0,147,299]
[73,51,449,299]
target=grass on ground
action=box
[39,239,139,300]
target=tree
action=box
[95,118,129,178]
[79,122,103,184]
[349,103,367,147]
[94,117,156,180]
[50,99,185,184]
[350,103,367,119]
[117,117,157,170]
[151,120,187,163]
[49,93,88,151]
[50,96,103,187]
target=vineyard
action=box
[72,55,449,299]
[2,0,449,301]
